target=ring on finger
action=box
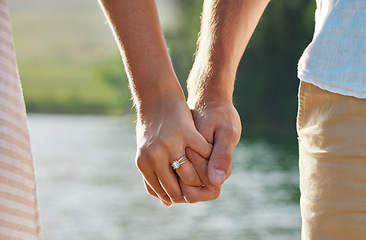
[171,155,189,170]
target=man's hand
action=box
[179,148,222,203]
[188,99,242,186]
[185,0,268,186]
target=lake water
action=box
[28,114,301,240]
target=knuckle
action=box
[157,136,171,149]
[146,144,163,160]
[184,187,222,203]
[211,187,221,200]
[170,194,185,203]
[136,144,164,169]
[182,191,199,203]
[202,187,221,202]
[183,195,196,204]
[135,154,147,172]
[225,126,241,140]
[215,152,233,164]
[146,186,157,197]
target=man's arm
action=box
[188,0,270,185]
[98,0,216,206]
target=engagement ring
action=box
[171,155,189,170]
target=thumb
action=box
[208,129,235,185]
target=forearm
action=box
[98,0,184,114]
[188,0,269,104]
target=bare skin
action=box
[98,0,219,206]
[98,0,269,206]
[187,0,269,185]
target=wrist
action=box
[187,62,235,109]
[187,88,234,114]
[133,71,186,118]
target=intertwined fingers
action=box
[173,155,203,187]
[185,148,215,189]
[179,178,221,203]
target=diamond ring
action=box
[171,155,189,170]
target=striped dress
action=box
[0,0,42,239]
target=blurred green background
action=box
[9,0,316,138]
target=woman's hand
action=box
[135,91,215,206]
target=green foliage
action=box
[235,0,316,137]
[164,0,204,94]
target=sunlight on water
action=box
[28,114,301,240]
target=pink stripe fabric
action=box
[0,0,42,239]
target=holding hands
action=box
[99,0,268,205]
[134,74,241,206]
[134,86,223,206]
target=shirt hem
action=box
[298,74,366,99]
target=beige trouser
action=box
[298,81,366,239]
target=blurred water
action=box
[28,114,301,240]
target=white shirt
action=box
[298,0,366,98]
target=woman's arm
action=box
[99,0,180,108]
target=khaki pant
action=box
[298,81,366,239]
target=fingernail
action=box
[160,195,172,205]
[211,169,226,184]
[161,200,173,208]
